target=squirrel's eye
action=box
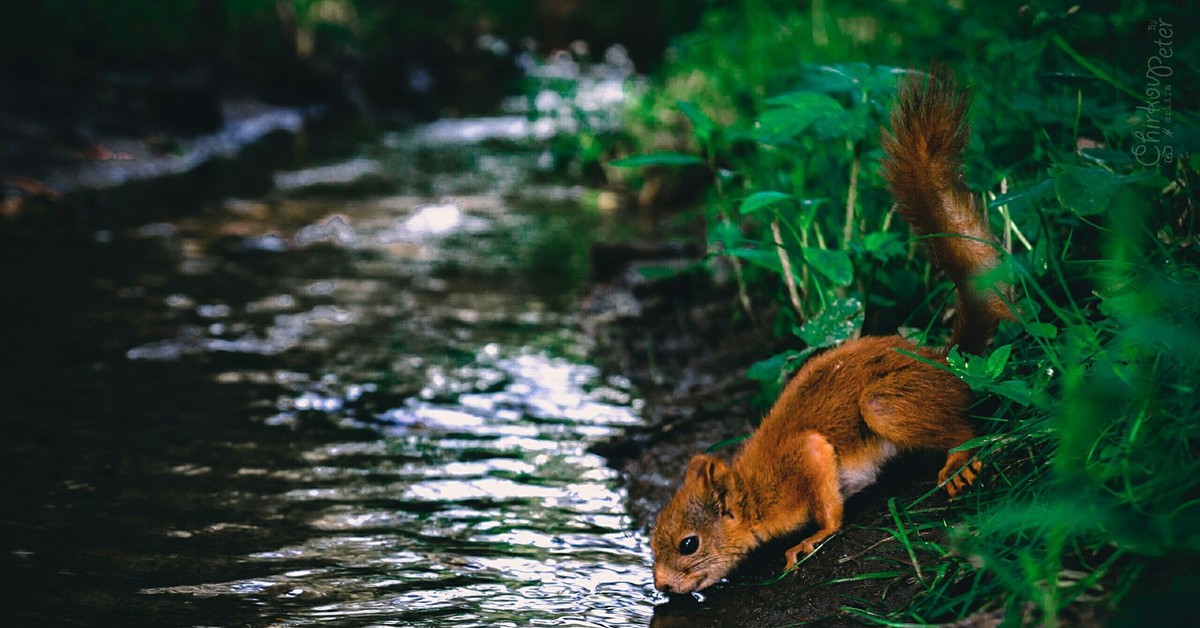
[678,535,699,556]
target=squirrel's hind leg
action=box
[858,368,981,496]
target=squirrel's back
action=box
[880,68,1012,354]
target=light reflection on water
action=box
[120,86,653,624]
[142,351,650,627]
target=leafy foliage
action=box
[607,0,1200,623]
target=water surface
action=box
[0,103,656,626]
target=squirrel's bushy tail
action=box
[881,68,1012,354]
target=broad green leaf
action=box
[986,344,1012,378]
[728,248,801,282]
[739,191,793,215]
[1054,166,1121,216]
[754,93,845,139]
[755,107,822,138]
[795,63,872,93]
[990,379,1036,406]
[1051,164,1161,218]
[795,297,863,348]
[801,246,854,286]
[609,152,704,168]
[764,91,845,112]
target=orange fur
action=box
[650,68,1014,595]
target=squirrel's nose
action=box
[653,568,671,593]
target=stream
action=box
[0,70,659,626]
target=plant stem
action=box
[882,205,896,232]
[843,143,861,246]
[723,210,757,321]
[772,218,805,322]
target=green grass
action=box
[601,1,1200,624]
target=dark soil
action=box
[584,241,989,627]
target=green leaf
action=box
[990,379,1036,406]
[818,104,869,141]
[951,434,1009,451]
[739,191,793,215]
[863,231,906,262]
[678,101,714,143]
[764,91,845,112]
[795,63,872,94]
[745,349,811,383]
[1051,165,1161,217]
[946,346,967,371]
[986,344,1012,378]
[944,345,1041,406]
[801,246,854,286]
[795,297,863,348]
[1026,321,1059,338]
[609,152,704,168]
[705,433,750,453]
[798,63,905,96]
[728,248,801,282]
[754,93,845,140]
[708,221,742,250]
[1054,166,1121,216]
[945,346,994,389]
[755,107,820,138]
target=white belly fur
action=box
[838,441,899,497]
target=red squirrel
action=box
[650,68,1013,595]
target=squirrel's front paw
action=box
[783,540,818,572]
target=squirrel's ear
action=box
[687,455,736,519]
[686,454,711,480]
[686,454,726,487]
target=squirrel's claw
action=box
[941,458,982,497]
[783,543,814,573]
